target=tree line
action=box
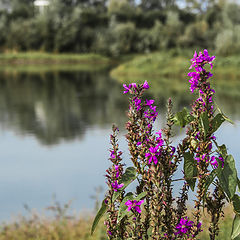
[0,0,239,56]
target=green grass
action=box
[0,52,113,72]
[0,63,111,73]
[0,52,110,63]
[0,52,112,73]
[110,51,240,80]
[0,205,234,240]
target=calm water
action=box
[0,69,239,221]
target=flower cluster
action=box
[144,99,158,122]
[144,130,164,165]
[105,127,125,192]
[111,164,124,191]
[189,49,215,71]
[145,146,161,164]
[210,155,224,169]
[188,49,215,93]
[123,80,149,94]
[112,180,124,192]
[125,200,144,213]
[175,217,194,236]
[133,97,141,111]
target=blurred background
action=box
[0,0,239,238]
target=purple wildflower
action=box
[133,97,141,111]
[125,199,144,213]
[142,80,149,89]
[110,150,115,159]
[175,217,194,236]
[188,72,200,93]
[219,156,224,168]
[197,222,202,229]
[208,142,213,151]
[210,156,218,168]
[210,135,216,140]
[112,181,124,192]
[170,146,176,157]
[146,99,154,106]
[115,165,120,178]
[188,50,215,94]
[145,146,161,164]
[144,108,158,121]
[123,83,132,94]
[195,155,201,163]
[211,156,224,168]
[156,130,164,147]
[189,49,215,70]
[123,83,137,94]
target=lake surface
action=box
[0,68,239,222]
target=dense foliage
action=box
[0,0,240,56]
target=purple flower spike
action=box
[125,199,144,213]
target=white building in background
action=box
[34,0,50,12]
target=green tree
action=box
[139,0,175,10]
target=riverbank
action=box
[0,52,111,64]
[110,52,240,81]
[0,52,113,72]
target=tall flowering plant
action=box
[91,50,240,240]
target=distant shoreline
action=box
[1,52,240,80]
[0,52,112,65]
[110,52,240,80]
[0,52,115,72]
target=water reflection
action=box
[0,71,239,145]
[0,71,128,145]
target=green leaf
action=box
[113,167,137,201]
[217,155,237,200]
[147,227,153,238]
[211,113,225,133]
[203,169,217,207]
[173,108,194,127]
[217,144,228,159]
[91,199,107,235]
[215,103,234,125]
[183,152,198,191]
[233,195,240,215]
[237,178,240,192]
[135,191,147,200]
[232,214,240,239]
[200,112,209,138]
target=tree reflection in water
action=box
[0,70,239,145]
